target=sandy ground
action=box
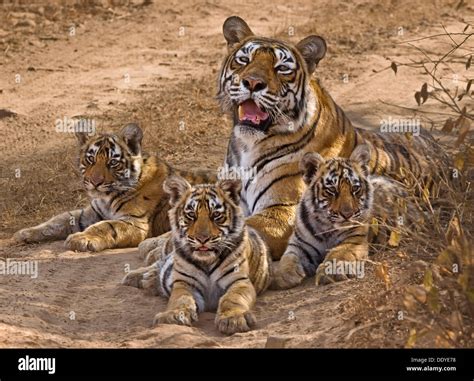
[0,0,472,347]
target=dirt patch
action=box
[0,0,472,348]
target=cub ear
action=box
[350,144,372,175]
[121,123,143,156]
[300,152,325,184]
[296,35,327,74]
[218,179,242,204]
[163,175,191,205]
[75,131,90,146]
[223,16,254,49]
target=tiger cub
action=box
[122,175,272,335]
[273,144,409,289]
[13,124,215,252]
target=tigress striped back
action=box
[154,176,271,312]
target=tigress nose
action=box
[195,234,210,244]
[242,77,267,92]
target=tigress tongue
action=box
[238,100,269,125]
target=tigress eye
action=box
[109,159,120,167]
[325,187,337,196]
[276,65,291,73]
[352,185,361,193]
[86,155,95,164]
[235,56,249,65]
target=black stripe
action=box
[78,209,85,231]
[115,193,139,213]
[129,211,148,219]
[251,172,300,213]
[174,268,206,294]
[90,202,105,220]
[106,222,118,240]
[288,242,317,267]
[215,257,246,282]
[252,108,321,173]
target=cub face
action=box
[163,176,244,265]
[301,145,374,225]
[75,123,143,197]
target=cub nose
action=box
[242,77,267,92]
[340,206,354,220]
[195,234,210,244]
[89,175,105,187]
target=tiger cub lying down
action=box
[273,144,411,289]
[13,124,215,252]
[122,175,272,335]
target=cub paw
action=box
[315,258,359,285]
[271,253,306,290]
[13,228,40,243]
[215,310,256,335]
[121,265,159,294]
[153,307,198,327]
[65,232,107,252]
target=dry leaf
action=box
[423,269,434,291]
[375,262,391,289]
[405,328,417,348]
[420,83,428,104]
[455,116,471,147]
[427,287,441,313]
[391,61,397,74]
[403,293,417,311]
[388,230,401,247]
[371,217,379,236]
[441,118,454,133]
[453,152,465,171]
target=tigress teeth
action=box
[238,105,244,120]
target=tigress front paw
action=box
[215,310,256,335]
[65,232,108,252]
[271,253,306,290]
[153,307,198,327]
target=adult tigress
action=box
[217,16,449,260]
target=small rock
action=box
[14,19,36,28]
[265,335,291,348]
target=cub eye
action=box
[86,155,95,164]
[235,56,249,65]
[109,159,120,167]
[352,185,361,193]
[186,210,196,219]
[325,187,337,196]
[212,211,223,220]
[276,65,291,73]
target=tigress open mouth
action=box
[238,99,272,131]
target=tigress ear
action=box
[218,179,242,204]
[301,152,325,184]
[296,36,327,74]
[350,144,372,175]
[223,16,254,49]
[163,175,192,205]
[121,123,143,156]
[75,131,89,146]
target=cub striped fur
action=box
[273,145,410,288]
[122,176,271,335]
[13,124,215,252]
